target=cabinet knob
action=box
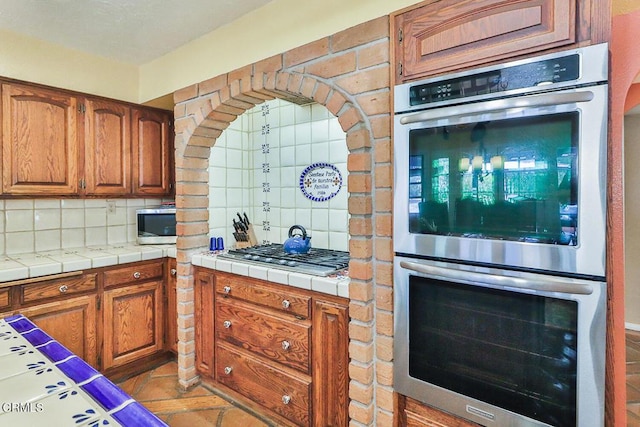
[170,268,177,276]
[282,299,290,309]
[282,395,291,405]
[224,366,233,375]
[133,271,141,279]
[223,320,232,329]
[59,285,68,293]
[223,286,231,294]
[281,340,291,351]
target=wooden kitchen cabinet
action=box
[166,258,178,353]
[19,295,98,367]
[312,298,349,427]
[1,82,79,195]
[102,261,165,370]
[131,108,172,196]
[7,272,99,366]
[83,98,131,195]
[0,78,173,198]
[392,0,610,83]
[398,395,481,427]
[194,268,215,377]
[195,268,349,427]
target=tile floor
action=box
[121,341,640,427]
[628,330,640,425]
[116,361,276,427]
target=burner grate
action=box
[219,244,350,276]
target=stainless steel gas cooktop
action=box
[217,244,350,277]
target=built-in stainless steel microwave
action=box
[136,207,176,245]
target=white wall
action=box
[625,113,640,326]
[208,99,349,251]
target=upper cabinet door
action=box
[393,0,582,83]
[84,98,131,195]
[1,83,79,195]
[131,108,172,196]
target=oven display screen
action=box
[409,276,578,426]
[407,112,579,246]
[409,54,580,106]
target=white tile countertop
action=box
[192,251,350,299]
[0,244,177,284]
[0,314,168,426]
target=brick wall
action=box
[173,16,393,426]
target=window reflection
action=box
[409,113,578,245]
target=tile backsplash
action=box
[0,198,166,255]
[209,99,350,251]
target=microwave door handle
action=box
[398,90,595,125]
[399,261,594,295]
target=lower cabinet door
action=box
[216,342,311,426]
[19,295,98,367]
[103,280,163,369]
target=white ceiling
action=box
[0,0,273,65]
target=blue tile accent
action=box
[112,402,168,426]
[57,357,101,383]
[39,341,74,363]
[22,328,53,347]
[3,314,25,323]
[6,316,37,333]
[81,376,131,411]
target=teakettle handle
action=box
[288,225,307,239]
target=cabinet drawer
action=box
[216,299,311,373]
[104,261,163,288]
[0,288,10,310]
[216,273,311,319]
[216,342,311,426]
[22,274,97,304]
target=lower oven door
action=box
[393,256,606,427]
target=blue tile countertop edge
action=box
[1,314,168,427]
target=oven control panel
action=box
[409,54,580,106]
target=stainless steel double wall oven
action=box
[393,44,608,426]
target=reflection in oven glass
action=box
[408,113,578,246]
[409,276,578,426]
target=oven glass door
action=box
[408,112,577,245]
[410,274,577,426]
[394,85,607,277]
[394,257,606,427]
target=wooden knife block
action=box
[235,224,259,248]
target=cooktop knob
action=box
[265,257,273,262]
[278,259,287,265]
[286,261,297,267]
[251,255,260,261]
[243,254,252,260]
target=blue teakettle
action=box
[284,225,312,254]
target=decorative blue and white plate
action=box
[299,162,343,202]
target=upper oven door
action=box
[393,84,607,278]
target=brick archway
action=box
[171,16,394,426]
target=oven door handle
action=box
[399,261,594,295]
[398,91,595,125]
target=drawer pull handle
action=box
[224,366,232,375]
[133,272,141,279]
[282,395,291,405]
[281,340,291,351]
[59,285,68,293]
[282,299,290,309]
[223,286,231,294]
[223,320,232,329]
[170,268,177,276]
